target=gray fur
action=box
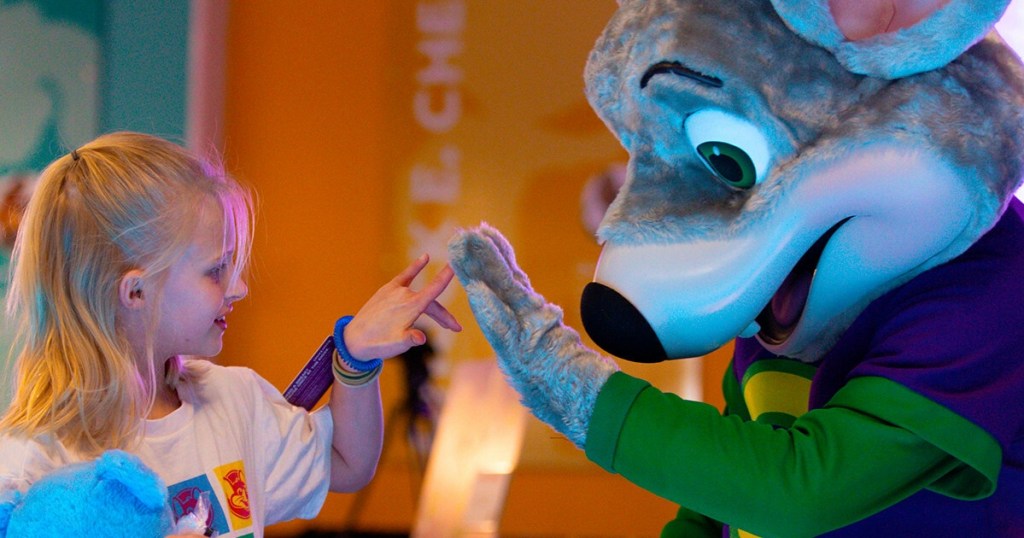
[581,0,1024,359]
[586,0,1024,248]
[447,225,618,447]
[448,0,1024,445]
[771,0,1012,79]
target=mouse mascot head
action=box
[449,0,1024,535]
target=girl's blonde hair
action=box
[0,132,253,457]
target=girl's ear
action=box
[770,0,1012,79]
[119,270,146,309]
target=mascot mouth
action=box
[756,219,849,345]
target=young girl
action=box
[0,132,461,536]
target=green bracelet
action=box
[332,349,382,387]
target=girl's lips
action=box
[214,316,227,329]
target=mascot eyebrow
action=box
[640,60,723,89]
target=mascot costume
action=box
[448,0,1024,535]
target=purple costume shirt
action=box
[733,197,1024,535]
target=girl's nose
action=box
[227,277,248,303]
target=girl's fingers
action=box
[406,328,427,347]
[393,253,431,287]
[354,257,460,358]
[424,300,462,331]
[418,264,456,303]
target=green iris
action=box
[696,141,757,189]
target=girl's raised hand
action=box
[342,254,462,361]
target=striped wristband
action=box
[332,349,382,386]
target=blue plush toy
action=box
[0,450,174,538]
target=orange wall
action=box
[222,2,394,533]
[221,2,730,535]
[222,1,391,359]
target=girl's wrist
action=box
[332,349,382,387]
[332,316,383,387]
[342,330,368,362]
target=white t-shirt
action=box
[0,360,334,537]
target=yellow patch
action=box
[729,360,815,537]
[743,369,812,421]
[214,461,252,531]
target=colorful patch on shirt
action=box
[725,359,817,538]
[167,474,230,536]
[741,359,817,427]
[215,460,252,531]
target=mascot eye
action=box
[696,142,756,189]
[685,109,771,190]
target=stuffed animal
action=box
[448,0,1024,535]
[0,450,175,538]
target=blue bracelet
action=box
[333,316,383,372]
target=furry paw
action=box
[448,224,619,447]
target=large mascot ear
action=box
[770,0,1012,78]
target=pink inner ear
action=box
[830,0,951,40]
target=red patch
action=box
[221,468,251,520]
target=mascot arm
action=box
[661,504,723,537]
[586,372,998,537]
[448,225,620,448]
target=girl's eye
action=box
[209,263,227,281]
[684,109,772,191]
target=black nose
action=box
[581,282,668,363]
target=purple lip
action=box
[756,219,849,345]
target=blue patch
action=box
[167,473,230,535]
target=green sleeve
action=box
[584,372,1001,537]
[583,374,723,538]
[721,360,749,420]
[660,505,723,537]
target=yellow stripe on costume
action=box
[731,360,815,537]
[743,370,812,421]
